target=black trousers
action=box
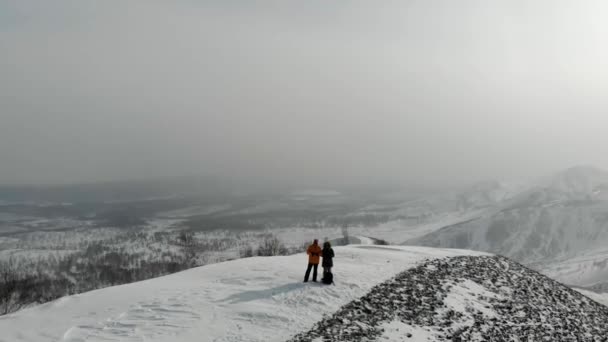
[304,263,318,282]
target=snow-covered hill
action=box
[3,245,608,341]
[405,166,608,288]
[0,245,484,342]
[291,255,608,341]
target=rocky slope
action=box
[289,255,608,341]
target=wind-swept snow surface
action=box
[0,246,482,342]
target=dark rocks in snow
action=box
[288,255,608,341]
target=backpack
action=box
[322,271,333,285]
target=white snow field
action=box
[0,245,485,342]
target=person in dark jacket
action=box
[322,241,334,275]
[304,239,322,282]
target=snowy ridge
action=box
[0,246,484,342]
[3,244,608,341]
[290,255,608,341]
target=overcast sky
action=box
[2,1,608,187]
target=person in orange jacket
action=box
[304,239,322,282]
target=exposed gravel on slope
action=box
[288,255,608,341]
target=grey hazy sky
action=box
[2,0,608,186]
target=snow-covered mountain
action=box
[405,165,608,288]
[3,245,608,342]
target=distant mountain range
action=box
[405,165,608,289]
